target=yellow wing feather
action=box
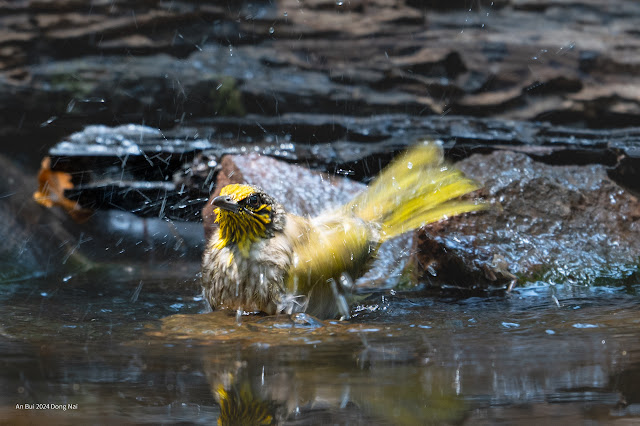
[348,142,485,241]
[284,141,485,317]
[285,214,374,317]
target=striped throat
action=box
[212,184,276,257]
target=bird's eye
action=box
[246,194,261,208]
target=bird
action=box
[201,142,486,319]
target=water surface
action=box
[1,266,639,424]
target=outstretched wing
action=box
[283,212,377,317]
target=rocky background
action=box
[2,0,640,158]
[1,0,639,290]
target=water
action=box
[2,266,639,424]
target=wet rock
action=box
[412,150,640,290]
[3,0,640,155]
[44,116,640,222]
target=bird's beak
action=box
[212,195,241,213]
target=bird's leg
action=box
[235,307,244,325]
[329,278,351,320]
[277,293,309,315]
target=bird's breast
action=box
[202,233,292,314]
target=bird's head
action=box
[211,184,286,256]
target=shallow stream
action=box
[2,264,639,424]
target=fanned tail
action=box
[348,142,486,242]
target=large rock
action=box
[413,150,640,290]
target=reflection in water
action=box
[0,269,639,424]
[188,313,466,425]
[202,348,467,426]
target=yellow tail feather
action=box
[347,142,485,242]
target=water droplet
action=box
[269,27,275,34]
[426,264,438,276]
[340,273,354,291]
[572,323,598,329]
[407,161,413,169]
[283,11,288,17]
[40,116,57,127]
[501,322,520,329]
[80,97,105,103]
[336,0,344,5]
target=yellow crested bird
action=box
[201,142,486,319]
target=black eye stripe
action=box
[245,194,261,208]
